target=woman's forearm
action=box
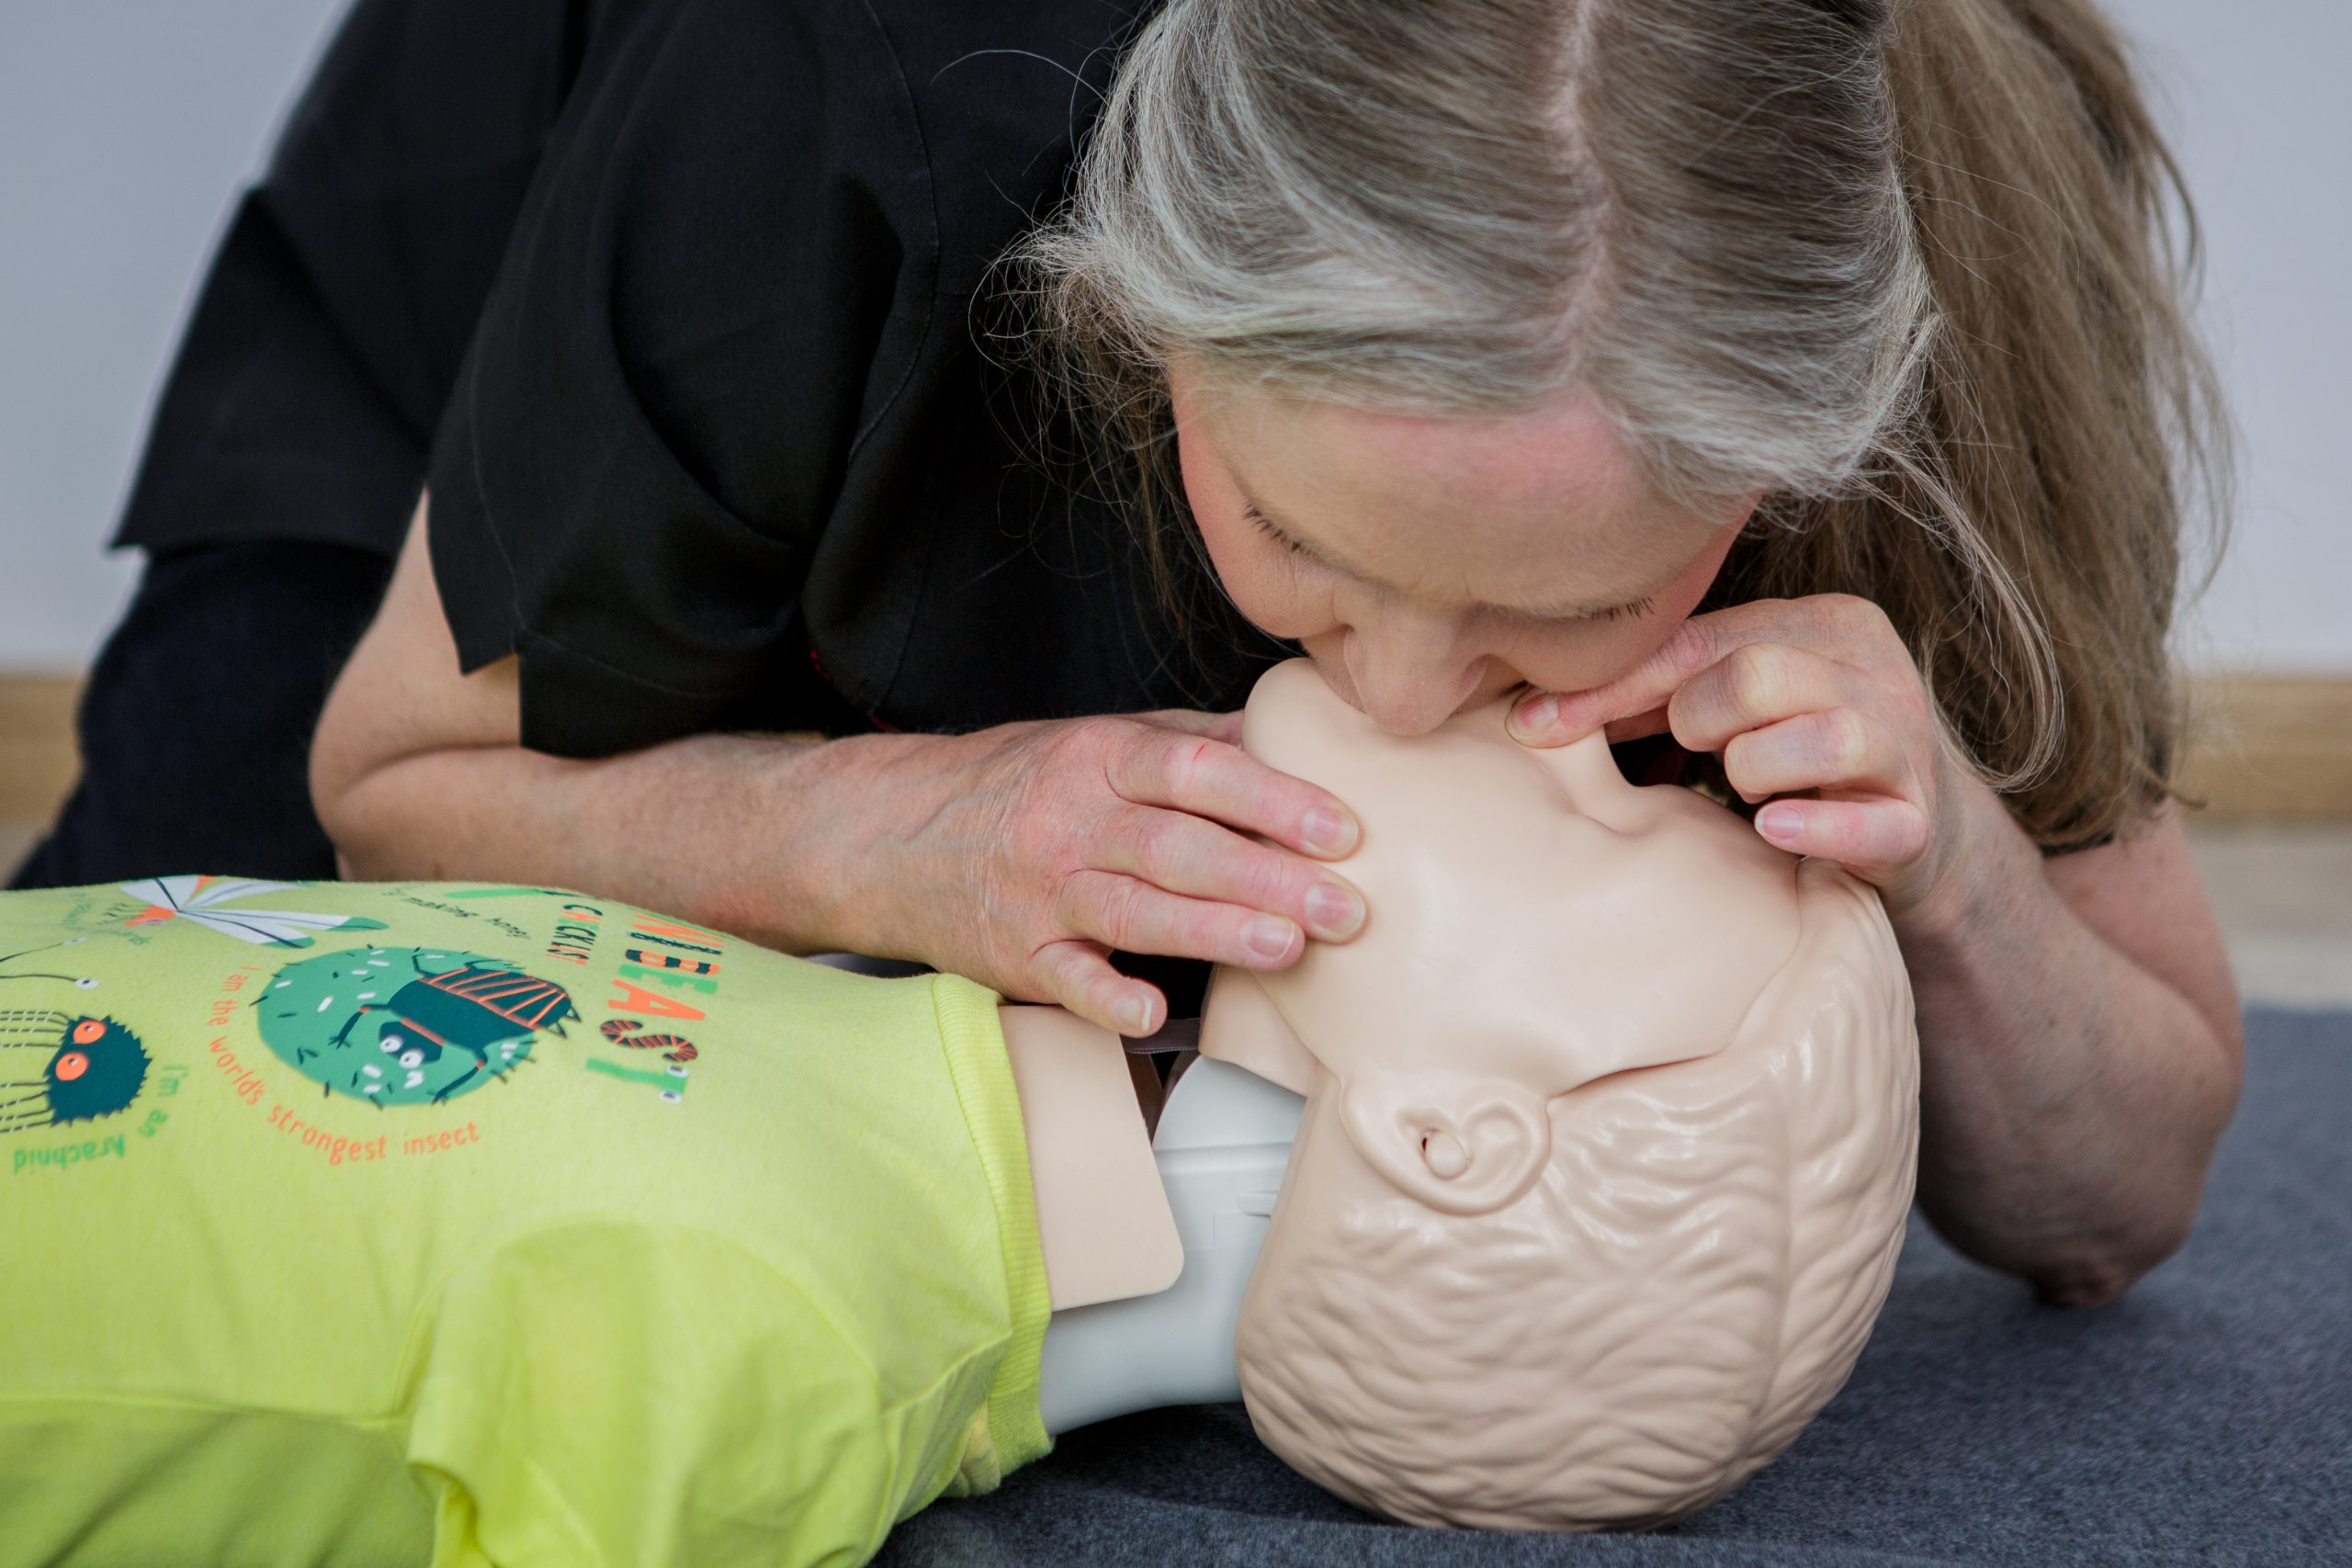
[326,728,934,957]
[1892,784,2241,1303]
[311,494,966,960]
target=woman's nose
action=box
[1341,612,1486,736]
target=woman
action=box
[28,0,2240,1306]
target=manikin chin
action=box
[1005,658,1919,1532]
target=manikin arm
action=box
[999,1000,1305,1435]
[998,1005,1183,1310]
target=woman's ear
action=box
[1199,964,1322,1096]
[1339,1072,1552,1216]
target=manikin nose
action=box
[1342,621,1486,737]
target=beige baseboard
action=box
[1,672,2348,826]
[0,676,80,825]
[2177,676,2352,821]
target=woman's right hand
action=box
[831,709,1367,1038]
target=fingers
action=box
[1101,804,1364,942]
[1753,796,1929,872]
[1507,595,1899,747]
[1508,615,1734,746]
[1028,938,1166,1037]
[948,710,1370,1037]
[1056,867,1344,973]
[1106,724,1361,860]
[1722,708,1909,803]
[1665,642,1850,755]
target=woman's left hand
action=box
[1505,594,1975,920]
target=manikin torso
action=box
[1009,659,1919,1529]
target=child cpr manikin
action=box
[1033,658,1919,1530]
[0,657,1914,1562]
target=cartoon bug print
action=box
[256,947,579,1107]
[0,1010,149,1134]
[323,956,575,1102]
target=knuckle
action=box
[1175,900,1236,956]
[1229,843,1305,911]
[1817,708,1871,775]
[1821,592,1890,640]
[1894,808,1933,863]
[1043,864,1090,928]
[1720,729,1767,795]
[1090,874,1148,947]
[1725,643,1793,717]
[1006,809,1080,888]
[1136,814,1197,883]
[1664,619,1717,676]
[1157,735,1217,801]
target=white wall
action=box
[0,0,2343,672]
[0,0,347,670]
[2123,0,2352,671]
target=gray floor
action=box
[2,819,2346,1009]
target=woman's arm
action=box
[311,497,1370,1036]
[309,497,882,953]
[1507,595,2244,1303]
[1900,785,2241,1303]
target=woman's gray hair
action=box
[1023,0,1933,507]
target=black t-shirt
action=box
[120,0,1279,758]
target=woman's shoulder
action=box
[584,0,1159,289]
[849,0,1163,289]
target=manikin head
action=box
[1203,660,1919,1530]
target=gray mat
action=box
[881,1009,2352,1567]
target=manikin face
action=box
[1169,361,1754,735]
[1204,658,1808,1213]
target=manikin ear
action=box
[1339,1073,1553,1217]
[1198,965,1320,1097]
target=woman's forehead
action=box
[1182,372,1729,604]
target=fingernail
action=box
[1757,804,1804,843]
[1244,915,1298,962]
[1305,882,1365,940]
[1508,694,1560,741]
[1114,995,1150,1035]
[1303,805,1359,855]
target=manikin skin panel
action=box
[1201,659,1920,1530]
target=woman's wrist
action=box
[711,728,959,960]
[1879,769,2032,953]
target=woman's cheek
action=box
[1504,613,1685,697]
[1508,532,1732,694]
[1193,512,1333,642]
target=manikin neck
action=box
[1035,1056,1305,1435]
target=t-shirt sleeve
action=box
[424,0,938,759]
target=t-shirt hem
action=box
[925,972,1053,1489]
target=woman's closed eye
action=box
[1247,504,1318,559]
[1509,594,1655,626]
[1245,504,1654,625]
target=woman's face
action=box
[1171,362,1752,735]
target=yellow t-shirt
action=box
[0,877,1051,1567]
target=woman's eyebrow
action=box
[1239,491,1661,620]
